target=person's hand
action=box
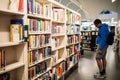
[98,50,102,55]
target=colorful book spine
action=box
[28,61,48,79]
[28,47,51,65]
[0,49,5,71]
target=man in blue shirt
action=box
[94,19,109,78]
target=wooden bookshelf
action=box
[0,0,27,80]
[0,0,81,80]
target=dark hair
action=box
[94,19,102,25]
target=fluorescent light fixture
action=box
[112,0,116,3]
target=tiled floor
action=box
[66,46,120,80]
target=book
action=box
[10,24,20,42]
[24,25,28,42]
[10,19,24,40]
[8,0,19,11]
[18,0,24,12]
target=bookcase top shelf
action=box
[0,9,24,16]
[0,62,24,74]
[0,41,24,48]
[27,14,51,20]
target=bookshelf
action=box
[51,2,66,80]
[0,0,81,80]
[81,30,98,51]
[0,0,27,80]
[64,7,81,80]
[114,21,120,61]
[27,0,52,80]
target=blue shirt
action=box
[96,23,109,50]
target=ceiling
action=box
[54,0,119,21]
[54,0,86,19]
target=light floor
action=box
[66,46,120,80]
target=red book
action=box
[18,0,23,12]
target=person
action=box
[93,19,109,78]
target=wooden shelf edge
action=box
[27,14,51,20]
[66,53,75,58]
[0,40,24,47]
[0,9,24,15]
[33,68,51,80]
[52,46,64,51]
[29,44,51,51]
[52,34,65,37]
[29,56,51,67]
[52,58,64,67]
[29,31,51,35]
[52,20,65,24]
[0,62,24,74]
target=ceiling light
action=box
[112,0,116,3]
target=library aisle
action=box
[66,45,120,80]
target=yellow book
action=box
[10,24,20,42]
[28,52,30,65]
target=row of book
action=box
[28,47,51,65]
[66,10,81,24]
[34,52,80,80]
[8,0,23,12]
[74,44,81,53]
[28,61,48,79]
[51,51,59,66]
[28,19,50,33]
[51,38,61,49]
[67,35,80,45]
[66,54,79,69]
[67,25,80,34]
[37,61,66,80]
[52,25,64,35]
[81,32,91,36]
[28,34,50,49]
[36,71,52,80]
[0,49,5,71]
[66,47,73,56]
[82,44,90,48]
[27,0,51,17]
[52,62,66,80]
[52,8,64,22]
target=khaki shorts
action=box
[96,45,108,59]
